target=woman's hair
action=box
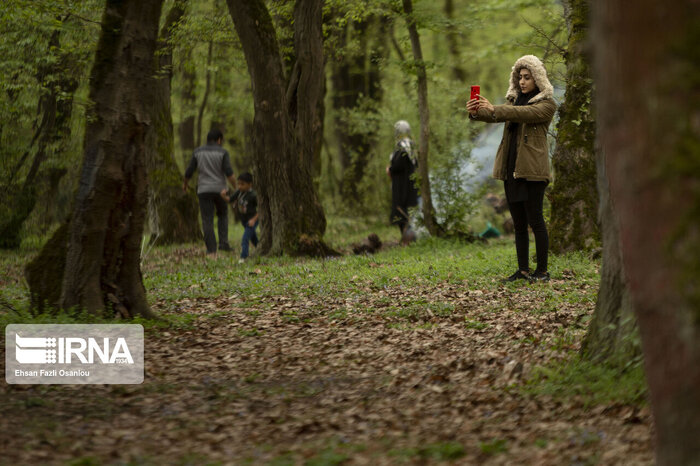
[394,120,411,139]
[517,66,530,76]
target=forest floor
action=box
[0,218,652,465]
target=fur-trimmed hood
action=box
[505,55,554,104]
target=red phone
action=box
[470,85,480,101]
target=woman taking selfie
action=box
[467,55,557,282]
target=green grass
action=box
[479,438,508,455]
[464,318,489,330]
[389,442,467,461]
[140,235,599,308]
[523,356,647,407]
[1,215,600,322]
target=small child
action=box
[220,172,258,261]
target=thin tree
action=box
[443,0,466,82]
[226,0,334,256]
[548,0,598,254]
[592,0,700,463]
[26,0,165,317]
[402,0,439,235]
[195,40,214,148]
[178,48,197,168]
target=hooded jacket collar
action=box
[505,55,554,104]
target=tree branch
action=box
[521,16,567,56]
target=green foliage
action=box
[428,134,484,234]
[0,0,568,245]
[0,0,101,241]
[320,0,566,232]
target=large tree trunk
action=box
[226,0,332,256]
[0,27,78,249]
[548,0,599,254]
[147,0,201,245]
[402,0,439,236]
[580,140,637,363]
[592,0,700,463]
[288,0,326,181]
[26,0,164,317]
[331,16,387,206]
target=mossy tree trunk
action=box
[147,0,201,245]
[226,0,333,256]
[548,0,599,254]
[402,0,439,236]
[592,0,700,463]
[26,0,164,317]
[580,142,638,363]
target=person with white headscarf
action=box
[386,120,419,240]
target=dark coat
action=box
[389,138,418,224]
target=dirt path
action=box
[1,280,652,465]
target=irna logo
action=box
[15,334,134,365]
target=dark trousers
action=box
[241,220,259,259]
[507,184,549,273]
[198,192,229,254]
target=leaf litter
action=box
[0,243,652,465]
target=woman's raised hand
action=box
[466,97,480,115]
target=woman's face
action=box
[519,68,536,94]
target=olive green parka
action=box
[470,55,557,182]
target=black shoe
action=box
[501,270,531,283]
[531,271,550,282]
[219,245,232,252]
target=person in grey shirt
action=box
[183,128,236,255]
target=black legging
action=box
[507,184,548,273]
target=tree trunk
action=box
[288,0,326,179]
[178,48,196,168]
[580,140,637,363]
[26,0,164,317]
[443,0,466,82]
[226,0,333,256]
[195,40,213,148]
[147,0,201,245]
[402,0,439,236]
[548,0,599,254]
[0,27,78,249]
[592,0,700,463]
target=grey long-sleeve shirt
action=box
[184,143,234,194]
